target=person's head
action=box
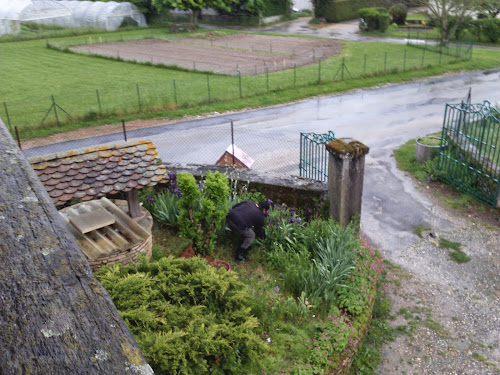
[258,201,270,215]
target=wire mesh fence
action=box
[2,35,473,139]
[22,120,303,176]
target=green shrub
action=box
[177,171,230,255]
[482,17,500,42]
[388,3,407,25]
[359,7,391,32]
[96,256,265,374]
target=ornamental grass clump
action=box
[95,256,265,375]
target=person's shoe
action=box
[235,247,249,262]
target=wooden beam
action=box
[127,189,142,218]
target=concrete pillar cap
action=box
[326,138,369,158]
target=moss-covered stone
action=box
[326,139,370,158]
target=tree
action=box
[0,120,152,375]
[152,0,237,26]
[421,0,478,45]
[477,0,500,17]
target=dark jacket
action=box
[226,201,265,238]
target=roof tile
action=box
[29,140,166,206]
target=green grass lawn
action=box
[1,27,500,139]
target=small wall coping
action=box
[326,138,370,158]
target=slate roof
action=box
[29,140,167,206]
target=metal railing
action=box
[299,131,336,182]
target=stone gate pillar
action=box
[326,138,369,226]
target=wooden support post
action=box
[127,189,142,218]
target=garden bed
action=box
[94,170,384,374]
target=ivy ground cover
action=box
[95,172,385,374]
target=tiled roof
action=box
[29,140,167,206]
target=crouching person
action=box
[226,200,270,262]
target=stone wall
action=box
[164,163,329,219]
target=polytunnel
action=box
[0,0,72,35]
[0,0,147,35]
[56,1,147,31]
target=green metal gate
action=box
[299,131,336,181]
[438,101,500,207]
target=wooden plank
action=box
[99,198,151,239]
[103,227,131,251]
[59,213,106,260]
[69,207,115,234]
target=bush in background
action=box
[359,7,391,32]
[388,3,407,25]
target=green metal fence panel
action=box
[299,131,336,182]
[437,101,500,207]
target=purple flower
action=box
[146,196,155,202]
[198,182,205,190]
[459,153,463,159]
[427,177,432,181]
[267,199,273,204]
[168,172,176,180]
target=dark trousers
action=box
[226,218,255,250]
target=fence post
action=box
[238,70,242,98]
[403,50,407,72]
[52,95,60,126]
[326,138,369,226]
[266,66,269,92]
[121,120,127,141]
[3,102,12,132]
[318,60,321,83]
[136,84,142,110]
[173,80,178,105]
[294,63,296,88]
[96,89,102,112]
[207,75,211,101]
[14,126,22,150]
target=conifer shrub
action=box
[96,256,265,374]
[177,171,230,255]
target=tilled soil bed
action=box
[71,34,342,76]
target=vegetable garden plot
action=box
[70,34,343,76]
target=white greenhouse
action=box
[0,0,147,35]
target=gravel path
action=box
[375,198,500,374]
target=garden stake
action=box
[122,120,127,141]
[363,54,367,74]
[421,48,425,67]
[403,50,407,72]
[3,102,12,132]
[384,52,387,73]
